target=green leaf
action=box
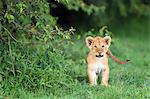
[77,35,81,39]
[99,26,107,36]
[5,14,15,22]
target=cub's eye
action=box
[94,45,97,48]
[102,45,105,47]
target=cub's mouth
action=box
[96,54,104,58]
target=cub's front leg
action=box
[101,66,109,86]
[87,68,98,86]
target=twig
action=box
[1,25,21,43]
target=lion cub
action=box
[86,36,129,86]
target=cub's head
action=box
[86,36,111,58]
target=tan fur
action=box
[86,36,129,86]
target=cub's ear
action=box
[104,36,111,47]
[86,36,93,48]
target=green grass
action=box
[0,20,150,99]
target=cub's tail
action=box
[106,50,130,64]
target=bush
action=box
[0,40,76,92]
